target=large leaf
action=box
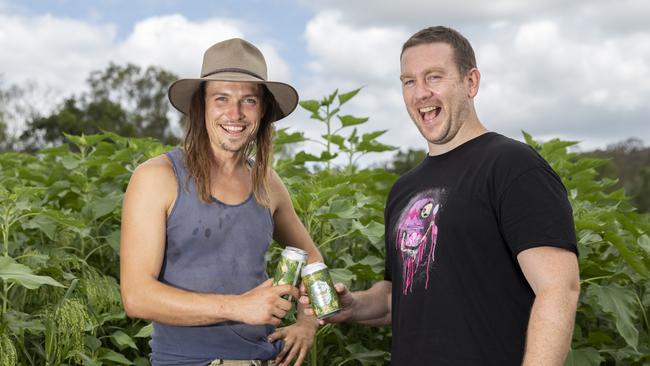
[109,330,138,350]
[588,284,639,350]
[0,256,63,290]
[134,323,153,338]
[97,347,134,364]
[299,100,320,114]
[337,115,368,128]
[337,88,361,106]
[565,347,604,366]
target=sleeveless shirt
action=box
[149,148,280,365]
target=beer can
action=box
[272,246,308,287]
[301,262,340,319]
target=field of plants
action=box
[0,89,649,365]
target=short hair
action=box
[401,26,477,76]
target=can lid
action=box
[282,246,308,261]
[301,262,327,276]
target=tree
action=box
[385,148,427,175]
[21,63,180,150]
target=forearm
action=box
[121,279,235,326]
[522,288,579,365]
[350,280,392,325]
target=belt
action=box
[208,360,275,366]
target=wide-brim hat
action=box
[168,38,298,122]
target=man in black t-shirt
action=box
[301,26,580,365]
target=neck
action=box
[210,146,247,174]
[427,117,488,156]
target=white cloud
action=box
[298,10,650,156]
[0,13,116,97]
[0,12,294,133]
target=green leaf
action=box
[564,347,604,366]
[337,115,369,128]
[0,256,64,290]
[329,267,355,287]
[97,348,134,364]
[338,88,362,106]
[110,330,138,350]
[134,322,153,338]
[90,191,123,220]
[588,284,639,350]
[324,89,338,105]
[299,100,320,114]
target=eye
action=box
[420,202,433,218]
[402,79,414,88]
[426,75,441,83]
[214,96,227,102]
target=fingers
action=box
[334,282,348,295]
[295,346,308,366]
[275,339,290,364]
[267,327,285,343]
[273,283,300,298]
[280,342,300,366]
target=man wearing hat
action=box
[120,38,321,366]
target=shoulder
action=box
[482,133,549,170]
[267,168,289,212]
[126,153,177,200]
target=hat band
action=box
[203,68,265,81]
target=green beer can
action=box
[301,262,340,319]
[272,246,308,287]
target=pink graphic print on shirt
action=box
[395,189,443,295]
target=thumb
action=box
[334,283,349,295]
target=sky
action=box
[1,0,649,161]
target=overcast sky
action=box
[1,0,648,160]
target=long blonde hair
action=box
[182,82,279,207]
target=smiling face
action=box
[204,80,264,155]
[400,42,474,151]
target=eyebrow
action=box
[400,67,447,81]
[206,91,261,98]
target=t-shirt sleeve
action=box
[498,166,578,258]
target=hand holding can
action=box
[301,262,341,319]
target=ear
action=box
[466,68,481,98]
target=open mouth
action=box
[418,106,441,121]
[220,124,247,136]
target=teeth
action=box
[222,125,245,132]
[419,106,439,113]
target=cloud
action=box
[0,12,294,130]
[297,10,650,157]
[0,13,116,97]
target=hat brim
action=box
[168,72,298,122]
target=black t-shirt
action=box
[384,132,577,365]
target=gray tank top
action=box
[150,149,280,365]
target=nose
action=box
[414,80,433,101]
[225,102,244,121]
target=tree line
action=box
[1,63,648,213]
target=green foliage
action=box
[1,84,648,365]
[0,133,171,365]
[523,132,650,365]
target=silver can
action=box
[301,262,341,319]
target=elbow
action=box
[121,288,149,320]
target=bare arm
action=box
[518,246,580,366]
[269,169,323,264]
[119,156,297,326]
